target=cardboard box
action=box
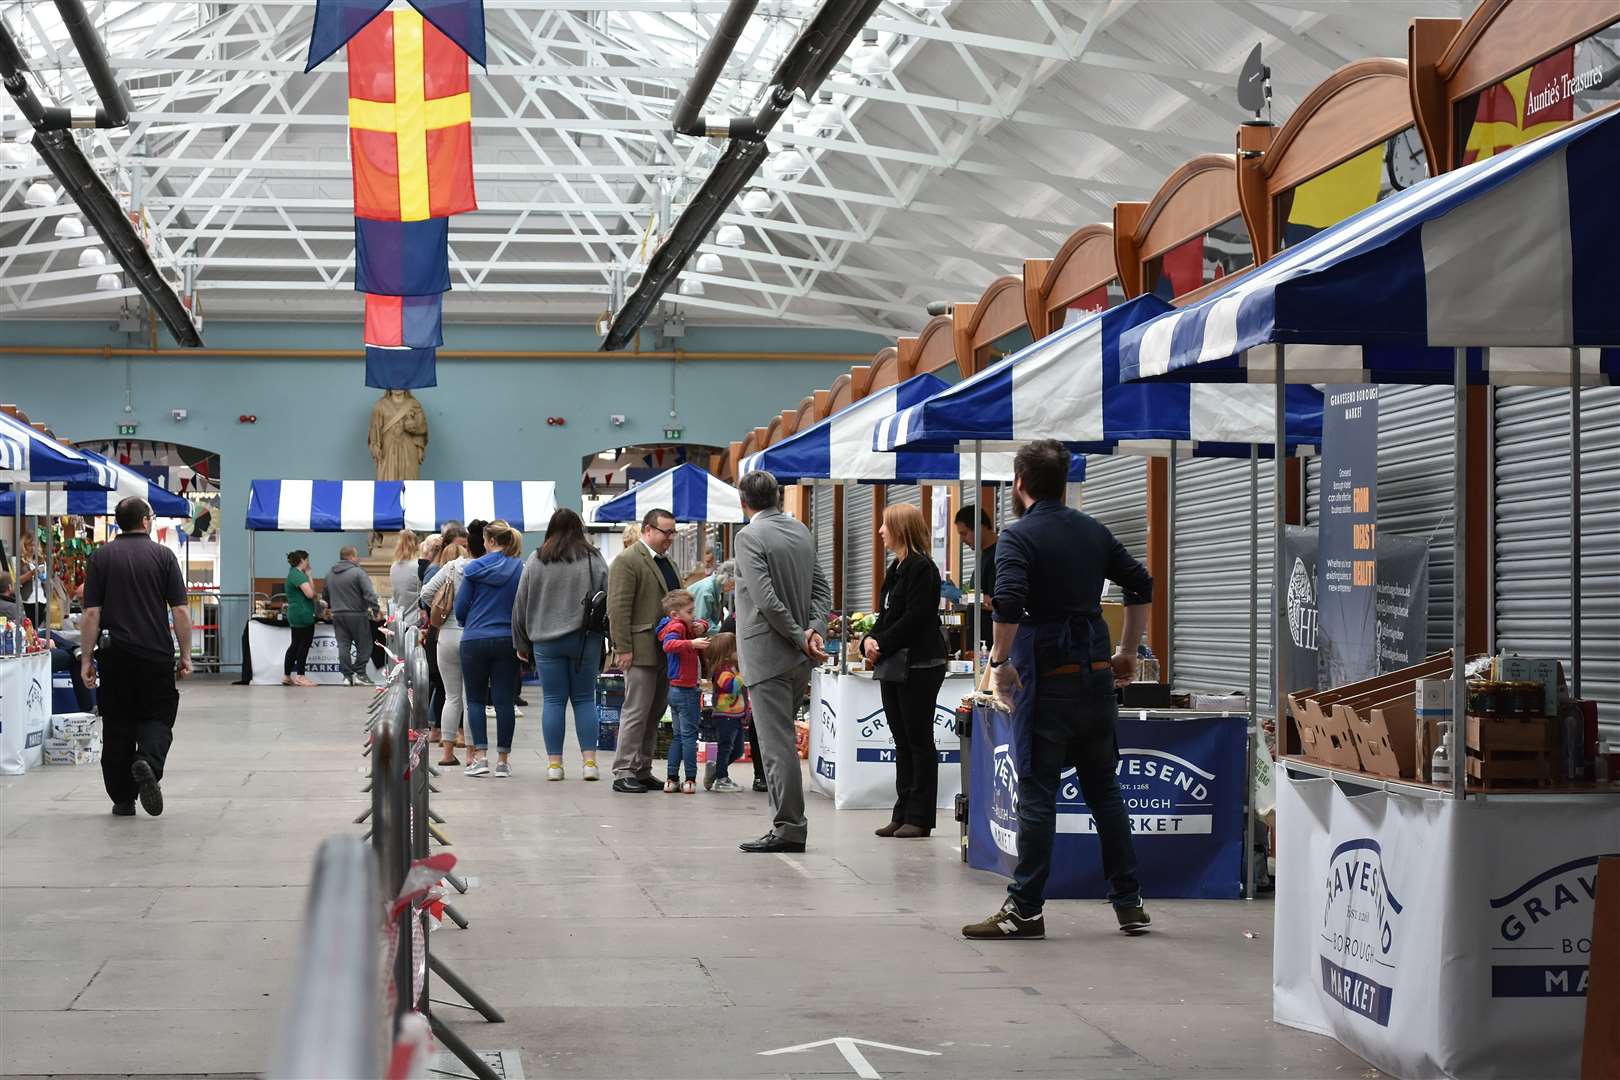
[43,735,101,766]
[51,712,100,740]
[1288,653,1454,775]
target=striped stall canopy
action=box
[0,431,23,476]
[0,411,119,488]
[741,373,1083,483]
[873,297,1322,458]
[401,480,558,532]
[0,451,191,518]
[591,463,745,524]
[246,480,406,531]
[1118,109,1620,387]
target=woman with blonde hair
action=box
[860,502,947,839]
[389,529,421,615]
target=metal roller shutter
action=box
[844,484,875,612]
[1170,458,1275,709]
[1078,455,1148,563]
[1494,386,1620,735]
[1306,385,1456,656]
[813,484,835,603]
[888,483,921,508]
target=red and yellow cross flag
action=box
[347,7,476,221]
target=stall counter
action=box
[1274,763,1620,1079]
[247,619,386,686]
[0,651,51,774]
[809,667,974,811]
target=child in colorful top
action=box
[655,589,709,793]
[703,632,748,793]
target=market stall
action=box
[1117,108,1620,1079]
[589,463,745,524]
[0,650,50,776]
[743,372,1082,809]
[877,296,1321,891]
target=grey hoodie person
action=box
[323,560,380,616]
[512,548,608,656]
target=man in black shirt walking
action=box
[962,441,1153,940]
[80,498,192,817]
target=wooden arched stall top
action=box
[793,393,821,434]
[1024,224,1118,339]
[952,275,1029,377]
[900,315,957,380]
[865,347,904,392]
[826,372,856,413]
[1409,1,1619,175]
[1115,153,1255,305]
[1238,58,1425,264]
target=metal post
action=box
[838,481,848,676]
[1165,446,1176,685]
[1245,443,1259,901]
[1451,347,1467,800]
[1569,347,1581,697]
[1273,347,1289,761]
[972,441,983,669]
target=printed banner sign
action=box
[1274,771,1620,1078]
[1282,525,1429,695]
[248,621,386,686]
[808,669,966,810]
[1317,385,1379,685]
[0,653,50,775]
[967,704,1247,899]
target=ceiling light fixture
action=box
[695,252,724,274]
[95,272,121,292]
[0,141,28,165]
[54,214,85,239]
[740,189,772,214]
[806,90,842,134]
[679,278,705,297]
[78,246,106,268]
[715,224,746,247]
[24,181,57,206]
[853,29,891,77]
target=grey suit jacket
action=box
[734,508,831,686]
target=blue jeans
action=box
[1008,668,1140,915]
[666,685,701,781]
[712,714,744,780]
[535,632,602,757]
[461,635,518,752]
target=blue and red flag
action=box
[354,217,450,297]
[366,293,444,349]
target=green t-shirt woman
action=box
[285,554,317,628]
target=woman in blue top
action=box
[455,520,525,778]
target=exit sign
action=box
[117,423,138,436]
[664,427,683,440]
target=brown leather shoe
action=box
[893,824,930,839]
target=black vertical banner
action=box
[1317,385,1379,686]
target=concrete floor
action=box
[0,677,1380,1079]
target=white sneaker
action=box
[712,777,743,793]
[546,764,564,781]
[465,759,490,778]
[581,761,600,782]
[494,761,512,779]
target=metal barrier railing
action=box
[266,835,383,1079]
[271,613,502,1080]
[186,589,255,673]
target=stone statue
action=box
[368,389,429,482]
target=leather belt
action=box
[1038,661,1113,677]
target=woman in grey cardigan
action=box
[513,508,609,781]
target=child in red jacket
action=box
[704,632,748,793]
[655,589,708,793]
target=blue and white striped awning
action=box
[0,411,119,488]
[1119,109,1620,387]
[401,481,558,532]
[740,373,1082,483]
[874,297,1321,458]
[591,463,745,524]
[246,480,406,531]
[0,451,191,518]
[0,432,23,476]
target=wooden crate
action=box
[1466,715,1551,754]
[1466,752,1554,788]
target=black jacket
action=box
[869,553,947,664]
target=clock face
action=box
[1385,128,1428,191]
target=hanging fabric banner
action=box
[365,293,444,349]
[365,346,439,390]
[307,0,488,72]
[1316,385,1379,686]
[354,218,451,297]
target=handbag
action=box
[427,573,457,629]
[873,647,910,683]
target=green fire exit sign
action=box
[117,423,138,436]
[664,427,683,440]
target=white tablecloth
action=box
[248,621,386,686]
[1274,768,1620,1078]
[809,669,972,810]
[0,652,51,774]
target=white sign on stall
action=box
[810,670,969,811]
[1274,771,1620,1079]
[249,621,386,686]
[0,653,50,774]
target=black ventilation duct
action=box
[602,0,881,352]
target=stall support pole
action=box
[838,481,848,676]
[1570,347,1582,697]
[1165,446,1176,684]
[1272,347,1288,758]
[1450,347,1467,800]
[973,442,982,666]
[1245,443,1259,901]
[43,484,53,629]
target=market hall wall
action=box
[0,319,886,593]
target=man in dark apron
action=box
[962,440,1154,941]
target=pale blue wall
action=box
[0,319,884,588]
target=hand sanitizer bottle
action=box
[1430,720,1453,786]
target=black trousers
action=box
[879,664,947,828]
[425,625,445,729]
[283,624,315,676]
[97,647,179,807]
[745,714,764,781]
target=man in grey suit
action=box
[733,470,831,853]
